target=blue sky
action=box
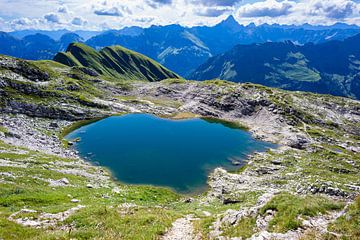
[0,0,360,31]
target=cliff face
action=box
[0,55,360,239]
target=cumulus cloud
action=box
[71,17,87,26]
[237,0,294,17]
[195,7,233,17]
[44,13,61,23]
[305,0,358,19]
[11,17,33,26]
[146,0,173,8]
[1,0,360,31]
[9,17,45,30]
[236,0,360,23]
[188,0,242,7]
[94,7,124,16]
[58,5,69,14]
[135,16,156,22]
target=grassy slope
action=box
[0,137,267,239]
[1,55,360,239]
[53,43,180,82]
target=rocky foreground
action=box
[0,55,360,239]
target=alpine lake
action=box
[66,114,276,194]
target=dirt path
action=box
[162,215,200,240]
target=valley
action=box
[0,53,359,239]
[2,16,360,77]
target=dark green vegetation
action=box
[190,34,360,99]
[54,43,179,82]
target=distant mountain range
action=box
[190,34,360,99]
[0,32,83,60]
[54,43,179,82]
[1,16,360,76]
[8,29,101,41]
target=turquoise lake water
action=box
[66,114,275,194]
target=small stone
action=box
[203,211,212,217]
[71,199,80,203]
[271,160,282,165]
[60,178,70,185]
[184,198,194,203]
[223,198,241,205]
[112,187,121,194]
[86,184,94,188]
[49,122,59,128]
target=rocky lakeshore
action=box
[1,55,360,239]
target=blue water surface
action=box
[66,114,275,194]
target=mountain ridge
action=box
[53,42,180,82]
[190,33,360,99]
[2,19,360,76]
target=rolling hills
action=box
[53,43,179,82]
[190,34,360,99]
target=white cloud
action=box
[188,0,241,7]
[235,0,360,25]
[195,6,233,17]
[71,17,87,26]
[94,7,124,16]
[58,6,70,14]
[146,0,173,8]
[238,0,294,17]
[44,13,61,23]
[0,0,360,31]
[304,0,359,19]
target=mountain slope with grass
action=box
[0,54,359,239]
[190,34,360,99]
[54,43,180,82]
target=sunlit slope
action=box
[54,43,180,81]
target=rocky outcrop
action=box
[0,55,49,82]
[1,100,104,121]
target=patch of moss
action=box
[329,196,360,239]
[222,216,257,238]
[260,193,344,233]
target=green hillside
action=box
[190,35,360,99]
[54,43,180,82]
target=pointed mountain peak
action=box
[221,15,238,25]
[217,15,241,31]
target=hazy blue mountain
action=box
[190,34,360,99]
[0,32,83,60]
[9,29,70,40]
[58,33,84,50]
[86,24,213,76]
[9,29,100,41]
[0,32,24,57]
[2,16,360,76]
[85,16,360,76]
